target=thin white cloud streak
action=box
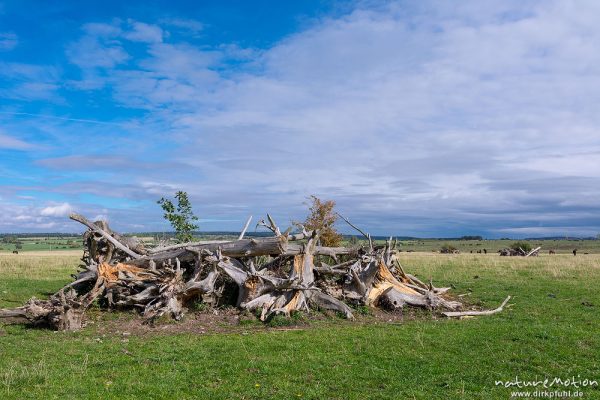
[160,18,204,35]
[0,132,33,150]
[0,32,17,50]
[0,111,128,126]
[0,61,62,101]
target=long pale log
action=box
[131,236,289,266]
[70,213,142,259]
[525,247,541,257]
[148,240,230,254]
[0,308,28,320]
[442,296,511,317]
[238,215,253,240]
[184,236,287,258]
[285,244,356,257]
[307,290,354,319]
[148,230,315,256]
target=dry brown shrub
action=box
[302,195,342,247]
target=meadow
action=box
[1,234,597,255]
[1,250,599,399]
[395,238,599,254]
[0,236,81,252]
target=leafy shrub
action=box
[157,191,199,243]
[510,241,532,253]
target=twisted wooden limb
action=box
[238,215,253,240]
[0,275,106,331]
[442,296,511,317]
[70,213,143,259]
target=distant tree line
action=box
[458,235,483,241]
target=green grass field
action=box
[0,237,82,252]
[1,251,599,399]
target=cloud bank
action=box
[0,1,599,237]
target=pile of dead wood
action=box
[0,213,478,331]
[498,246,541,257]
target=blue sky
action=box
[0,0,599,237]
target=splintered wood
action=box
[0,212,505,331]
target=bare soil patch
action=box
[87,306,438,338]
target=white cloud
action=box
[512,152,600,178]
[66,23,128,69]
[0,201,79,232]
[83,22,123,37]
[67,37,128,69]
[40,203,73,217]
[92,214,108,222]
[124,20,163,43]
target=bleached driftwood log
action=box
[442,296,511,317]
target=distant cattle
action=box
[549,250,556,255]
[483,249,487,254]
[573,249,577,256]
[12,250,18,254]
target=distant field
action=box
[0,236,82,252]
[1,251,599,399]
[2,235,598,254]
[393,238,600,254]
